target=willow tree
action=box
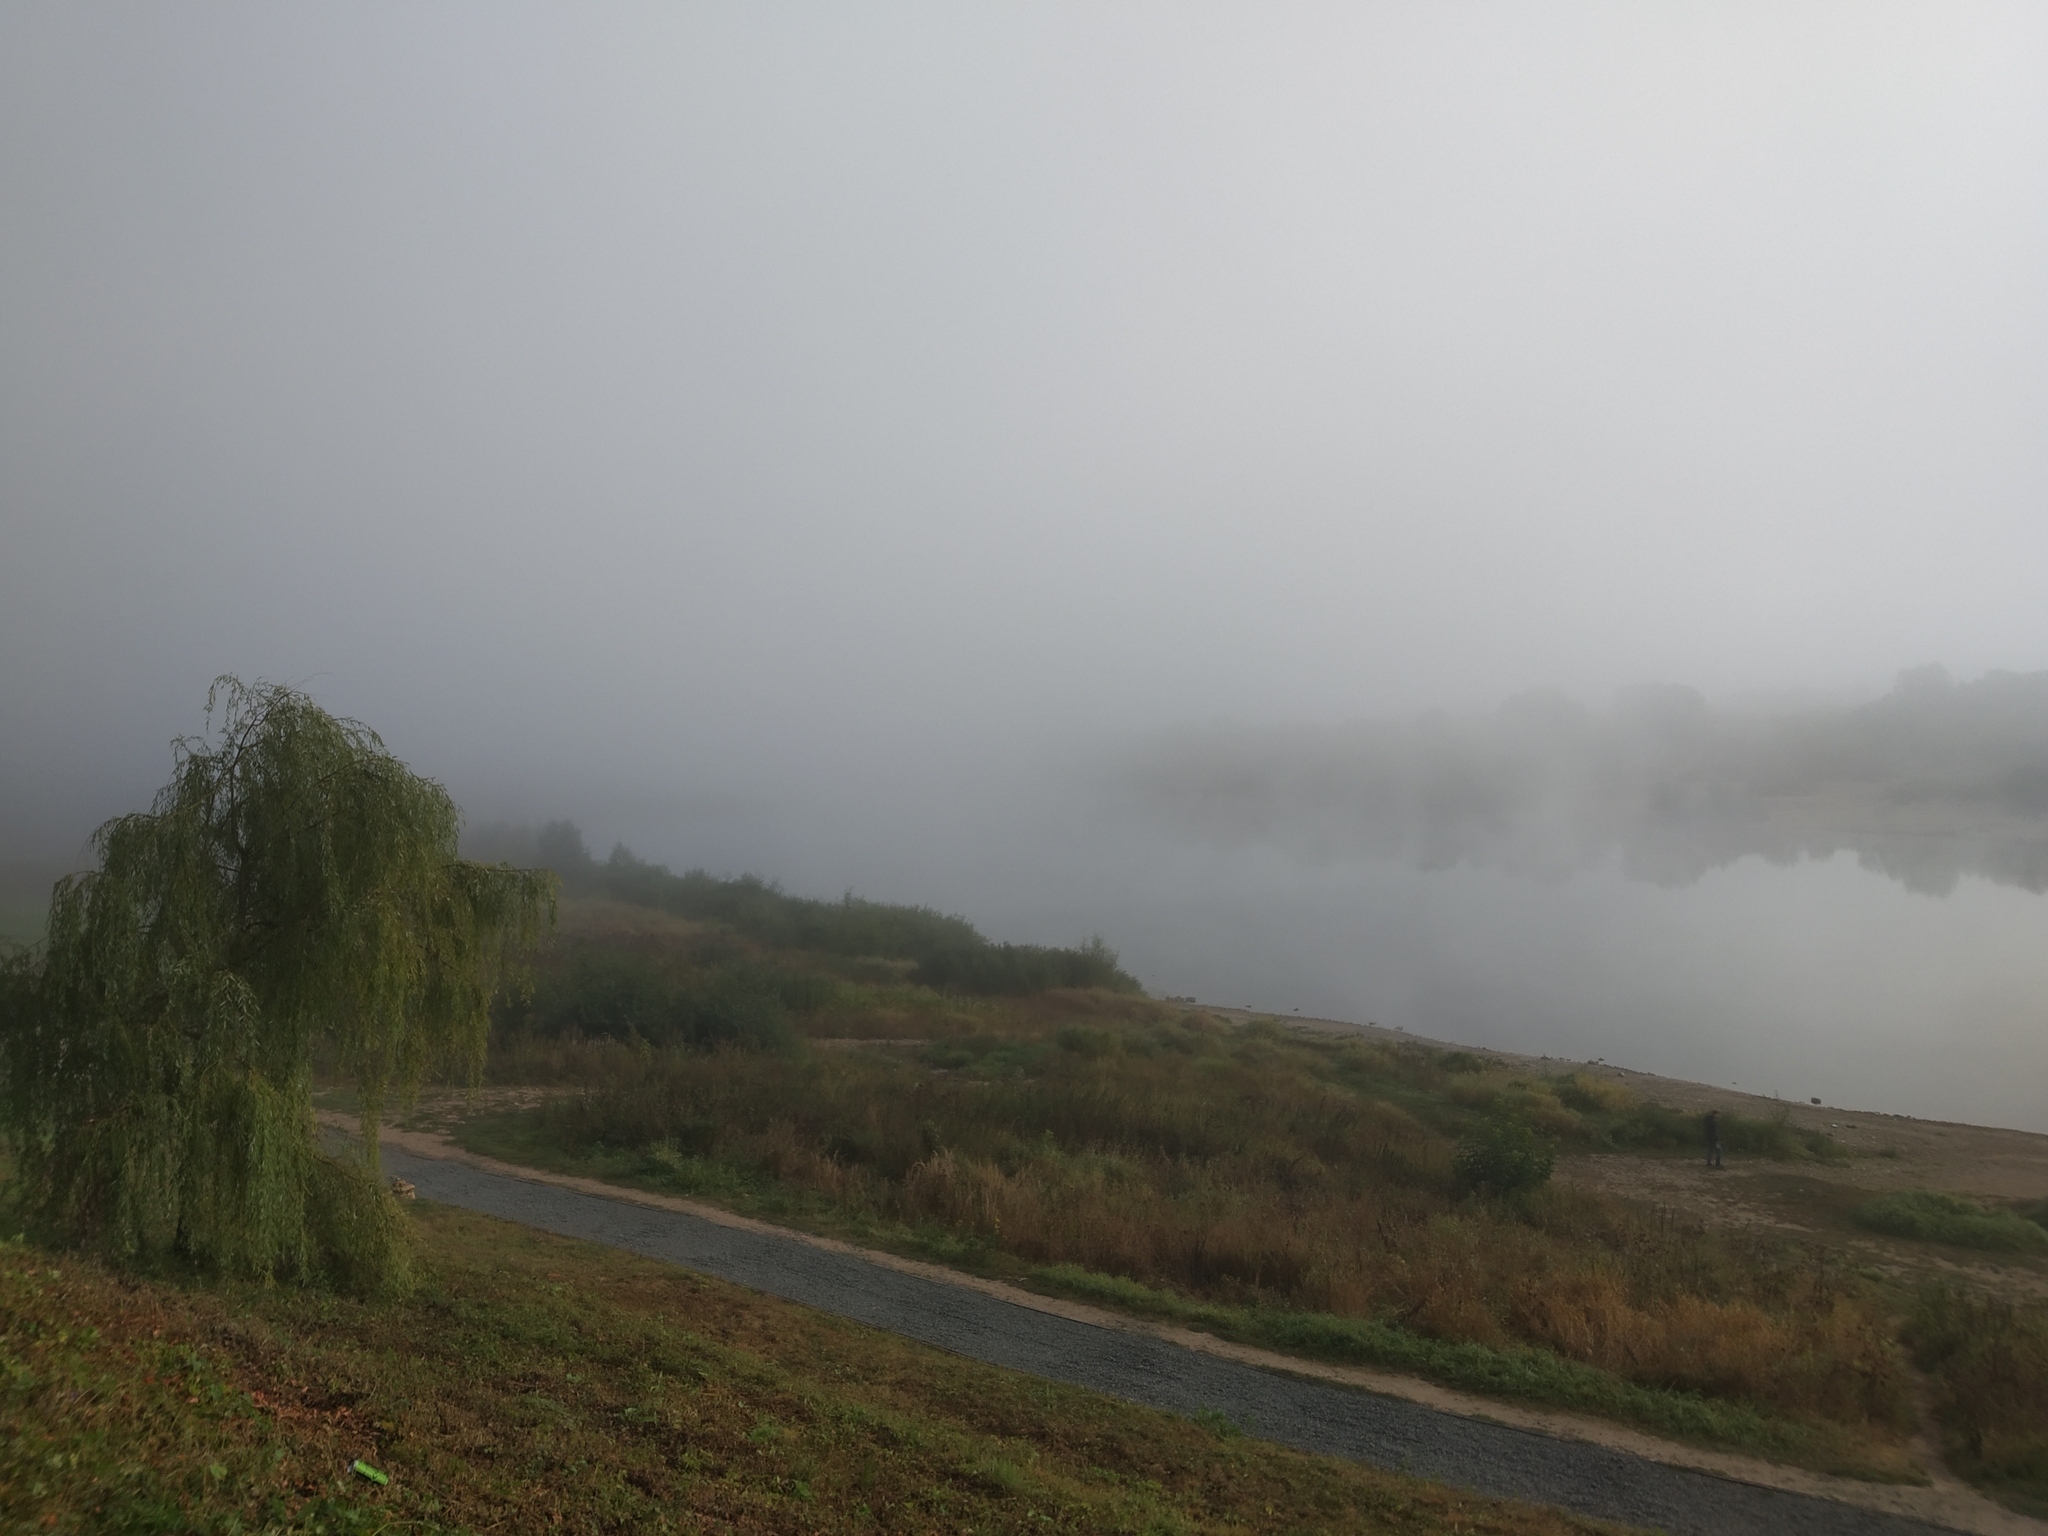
[0,679,554,1291]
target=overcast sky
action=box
[5,1,2047,861]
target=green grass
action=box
[0,1202,1627,1535]
[1851,1192,2048,1254]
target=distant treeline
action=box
[1132,666,2048,893]
[476,821,1140,997]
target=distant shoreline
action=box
[1186,1001,2048,1198]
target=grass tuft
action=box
[1851,1192,2048,1254]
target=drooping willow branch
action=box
[0,677,555,1290]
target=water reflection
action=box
[1060,846,2048,1134]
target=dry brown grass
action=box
[504,1013,1916,1444]
[894,1141,1904,1429]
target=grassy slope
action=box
[453,1109,1832,1470]
[452,902,1914,1485]
[0,1202,1625,1536]
[398,893,2043,1510]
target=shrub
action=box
[507,950,797,1053]
[306,1154,414,1296]
[1906,1286,2048,1511]
[1445,1079,1498,1110]
[685,974,796,1052]
[1056,1025,1115,1058]
[1603,1102,1841,1161]
[1721,1110,1842,1161]
[1605,1102,1699,1150]
[1553,1075,1632,1115]
[1853,1192,2048,1254]
[1497,1090,1587,1142]
[1452,1114,1555,1196]
[510,833,1144,997]
[913,936,1135,996]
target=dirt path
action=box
[325,1111,2042,1536]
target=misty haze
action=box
[1129,668,2048,895]
[6,4,2048,1530]
[423,664,2048,1135]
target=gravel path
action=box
[381,1144,1981,1536]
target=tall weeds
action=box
[521,1014,1909,1434]
[1906,1287,2048,1512]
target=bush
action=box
[1603,1102,1841,1161]
[1605,1101,1699,1150]
[501,829,1144,997]
[914,936,1134,996]
[507,950,797,1053]
[1907,1286,2048,1512]
[1722,1110,1842,1161]
[1452,1114,1555,1196]
[306,1155,413,1296]
[1853,1192,2048,1254]
[1553,1075,1632,1114]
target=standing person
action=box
[1704,1109,1723,1169]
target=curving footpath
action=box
[371,1133,2023,1536]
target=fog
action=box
[5,5,2048,1125]
[1128,668,2048,895]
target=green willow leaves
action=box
[0,679,554,1290]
